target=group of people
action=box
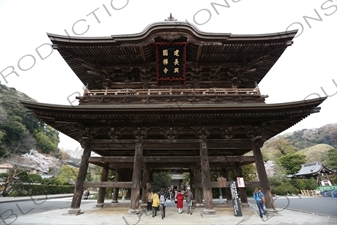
[147,188,170,219]
[147,186,268,219]
[146,187,194,219]
[175,188,193,214]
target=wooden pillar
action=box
[111,168,119,203]
[192,165,202,206]
[128,142,143,214]
[141,168,148,204]
[149,169,154,183]
[200,142,216,215]
[222,169,232,202]
[252,137,275,209]
[189,168,195,198]
[96,163,109,207]
[68,141,91,214]
[235,163,248,203]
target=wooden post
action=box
[192,164,202,206]
[96,163,109,207]
[111,168,119,203]
[128,142,143,214]
[222,169,232,202]
[235,163,248,203]
[68,141,91,214]
[252,137,275,209]
[141,168,148,204]
[200,142,216,215]
[149,169,154,183]
[189,168,195,199]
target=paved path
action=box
[0,196,335,225]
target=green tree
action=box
[56,165,79,184]
[3,116,26,139]
[270,137,298,155]
[34,126,59,154]
[152,171,171,192]
[326,148,337,183]
[280,153,306,175]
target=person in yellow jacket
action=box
[152,192,160,217]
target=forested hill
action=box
[0,83,59,157]
[262,123,337,163]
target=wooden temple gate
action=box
[21,16,326,215]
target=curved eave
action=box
[47,21,297,45]
[20,97,326,112]
[20,97,326,143]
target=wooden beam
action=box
[88,156,255,163]
[83,181,133,188]
[195,181,260,188]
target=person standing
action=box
[152,191,160,217]
[159,189,167,219]
[253,188,268,218]
[184,187,193,215]
[176,189,184,214]
[147,189,153,211]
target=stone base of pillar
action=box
[140,202,147,207]
[96,203,104,208]
[128,209,140,214]
[240,203,250,207]
[111,199,119,203]
[195,203,204,207]
[266,208,278,215]
[201,208,216,216]
[68,208,81,215]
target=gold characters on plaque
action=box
[161,48,181,75]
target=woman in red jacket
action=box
[176,189,184,214]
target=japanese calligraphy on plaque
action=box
[156,42,186,84]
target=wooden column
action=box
[235,163,248,203]
[141,168,148,204]
[189,168,195,199]
[222,169,232,202]
[96,163,109,207]
[192,165,202,206]
[200,142,216,215]
[252,137,275,209]
[149,169,154,183]
[111,168,119,203]
[128,142,143,214]
[68,141,91,214]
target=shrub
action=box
[304,179,318,190]
[289,179,318,191]
[289,179,306,190]
[28,174,42,183]
[272,184,299,195]
[41,178,62,185]
[0,173,8,178]
[11,184,74,196]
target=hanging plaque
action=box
[155,42,187,84]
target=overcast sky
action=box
[1,0,336,152]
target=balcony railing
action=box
[83,87,261,97]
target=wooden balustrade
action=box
[83,88,260,97]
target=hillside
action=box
[0,84,59,158]
[297,144,334,164]
[262,124,337,164]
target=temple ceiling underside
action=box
[21,97,325,158]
